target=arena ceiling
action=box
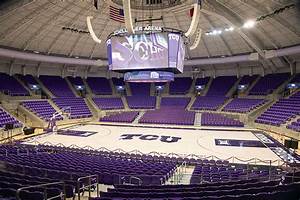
[0,0,299,71]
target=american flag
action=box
[109,6,125,23]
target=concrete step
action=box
[201,77,213,96]
[194,112,201,126]
[156,96,161,109]
[245,76,261,95]
[13,75,35,96]
[65,77,80,97]
[125,82,132,96]
[186,95,196,110]
[226,77,241,97]
[132,111,145,124]
[121,96,129,110]
[35,77,54,98]
[166,165,195,185]
[82,79,94,96]
[218,98,233,112]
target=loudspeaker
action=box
[5,123,14,130]
[23,127,35,135]
[284,139,299,149]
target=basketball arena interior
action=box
[0,0,300,199]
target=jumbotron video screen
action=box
[107,32,185,73]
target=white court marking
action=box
[24,124,281,165]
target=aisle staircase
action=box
[201,77,212,96]
[34,77,54,98]
[65,77,80,97]
[194,112,201,126]
[132,111,145,124]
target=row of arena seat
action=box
[22,100,63,121]
[95,181,300,199]
[0,107,22,129]
[3,74,295,97]
[201,113,244,127]
[256,91,300,126]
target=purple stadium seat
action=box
[201,113,244,127]
[67,76,84,85]
[256,91,300,126]
[100,111,139,123]
[206,76,237,96]
[22,100,63,121]
[239,75,258,85]
[249,73,289,95]
[0,73,29,96]
[39,75,75,97]
[129,83,151,95]
[0,107,22,129]
[160,97,191,109]
[92,97,124,110]
[86,77,112,95]
[223,98,266,113]
[126,96,156,109]
[195,77,210,86]
[192,96,227,111]
[52,98,92,119]
[169,77,192,95]
[139,108,195,125]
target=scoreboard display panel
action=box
[107,32,185,73]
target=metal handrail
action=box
[121,175,143,185]
[77,174,99,200]
[17,140,292,167]
[16,181,65,200]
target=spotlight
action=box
[225,27,234,31]
[243,20,256,28]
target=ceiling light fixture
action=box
[243,20,256,28]
[225,27,234,31]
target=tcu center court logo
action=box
[120,134,181,143]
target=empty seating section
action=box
[190,162,269,184]
[0,107,22,129]
[239,75,258,85]
[139,108,195,125]
[39,75,75,97]
[255,91,300,126]
[96,180,300,200]
[16,74,38,85]
[0,170,72,200]
[67,76,84,85]
[223,98,266,113]
[100,112,139,123]
[201,113,244,127]
[93,97,124,110]
[111,78,125,86]
[287,119,300,132]
[160,97,191,108]
[22,100,62,121]
[52,98,92,119]
[206,76,237,96]
[129,83,150,95]
[249,73,289,95]
[195,77,210,86]
[169,77,192,94]
[0,73,29,96]
[192,96,228,111]
[0,144,176,188]
[86,77,112,95]
[126,96,156,109]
